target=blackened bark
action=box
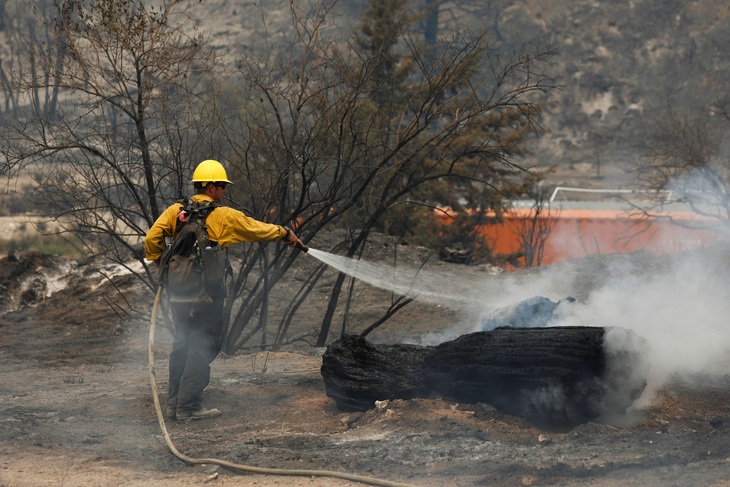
[425,327,608,425]
[321,326,649,427]
[320,335,431,412]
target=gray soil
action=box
[0,234,729,487]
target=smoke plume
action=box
[310,239,730,406]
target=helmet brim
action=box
[192,178,234,184]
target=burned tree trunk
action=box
[319,335,431,412]
[321,326,649,427]
[424,327,609,426]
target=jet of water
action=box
[305,247,492,312]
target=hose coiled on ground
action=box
[148,286,417,487]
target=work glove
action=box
[282,227,307,251]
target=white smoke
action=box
[310,236,730,388]
[416,247,730,420]
[564,250,730,386]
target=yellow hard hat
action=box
[191,159,233,184]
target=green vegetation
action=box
[0,233,85,258]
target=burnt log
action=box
[319,335,431,412]
[425,327,611,425]
[321,326,649,427]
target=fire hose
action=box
[148,286,418,487]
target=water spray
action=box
[301,246,493,316]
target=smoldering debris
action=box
[479,295,576,330]
[321,326,649,428]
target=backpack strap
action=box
[175,199,219,234]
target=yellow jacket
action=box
[144,194,287,262]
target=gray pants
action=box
[166,297,224,412]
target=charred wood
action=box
[320,334,431,412]
[321,327,649,427]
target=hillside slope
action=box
[191,0,730,188]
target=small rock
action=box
[478,263,504,275]
[538,434,552,444]
[375,400,389,411]
[709,416,724,429]
[340,412,364,427]
[645,418,669,433]
[521,475,538,485]
[64,416,78,423]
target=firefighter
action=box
[145,159,303,420]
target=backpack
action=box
[158,199,229,303]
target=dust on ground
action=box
[1,235,729,487]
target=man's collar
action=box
[190,194,215,203]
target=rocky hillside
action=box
[1,0,725,193]
[194,0,730,188]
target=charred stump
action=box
[424,327,609,425]
[319,334,431,412]
[321,326,649,427]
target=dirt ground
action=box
[1,237,729,487]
